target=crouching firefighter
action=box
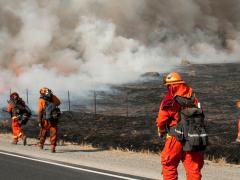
[156,72,208,180]
[8,92,32,145]
[38,87,61,153]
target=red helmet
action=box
[10,92,19,99]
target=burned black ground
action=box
[1,63,240,163]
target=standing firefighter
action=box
[8,92,31,145]
[156,72,207,180]
[236,100,240,143]
[38,87,61,153]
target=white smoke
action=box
[0,0,239,95]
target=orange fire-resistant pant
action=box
[39,120,57,148]
[161,136,204,180]
[12,117,24,142]
[237,119,240,140]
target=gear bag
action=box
[44,101,61,122]
[173,96,208,151]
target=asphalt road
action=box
[0,152,146,180]
[1,134,240,180]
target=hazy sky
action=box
[0,0,239,95]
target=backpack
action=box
[8,99,32,125]
[44,101,61,122]
[20,105,32,125]
[173,96,208,151]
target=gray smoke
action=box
[0,0,239,94]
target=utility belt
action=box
[168,125,185,141]
[12,114,29,125]
[43,112,59,123]
[168,125,207,152]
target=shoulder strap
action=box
[175,95,195,108]
[9,99,24,111]
[8,99,16,107]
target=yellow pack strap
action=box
[166,133,172,139]
[12,116,18,119]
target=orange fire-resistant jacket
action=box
[156,83,198,134]
[8,99,26,118]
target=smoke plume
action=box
[0,0,239,95]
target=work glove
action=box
[38,122,42,128]
[38,119,42,128]
[38,119,43,128]
[157,127,161,136]
[157,127,166,138]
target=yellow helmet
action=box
[164,72,185,85]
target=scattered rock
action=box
[181,58,191,65]
[141,72,160,78]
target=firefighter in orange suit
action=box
[156,72,204,180]
[38,87,61,153]
[236,100,240,143]
[8,92,31,145]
